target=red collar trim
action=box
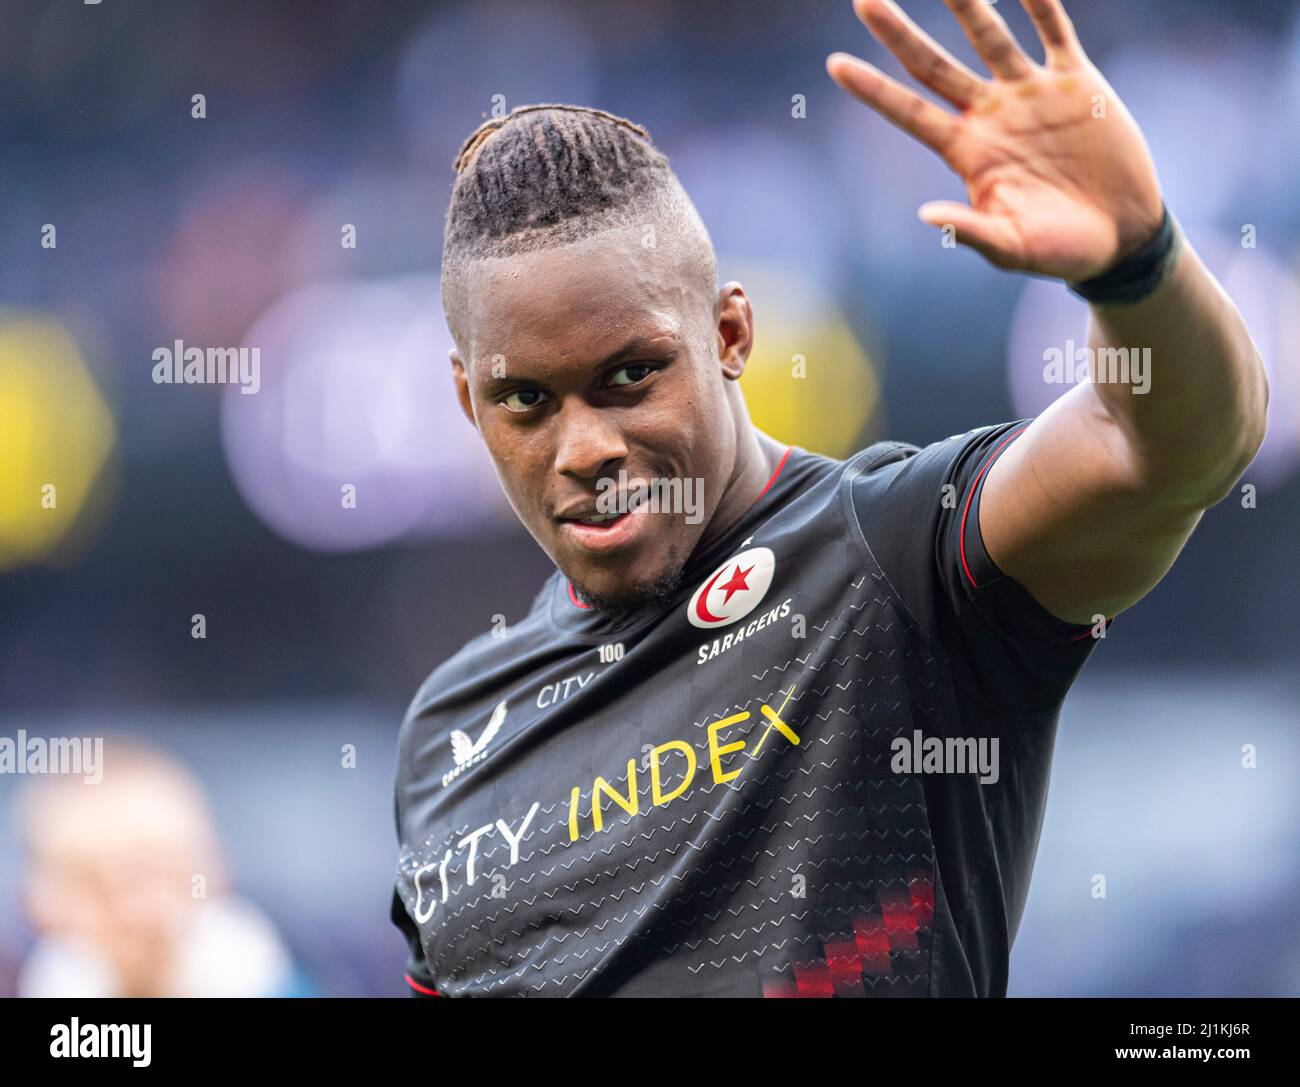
[757,447,793,500]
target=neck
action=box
[694,426,787,557]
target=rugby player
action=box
[391,0,1267,996]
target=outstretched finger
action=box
[941,0,1035,81]
[828,53,961,157]
[853,0,984,109]
[1019,0,1083,66]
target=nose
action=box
[552,400,628,481]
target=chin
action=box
[568,555,688,615]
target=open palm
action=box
[828,0,1165,280]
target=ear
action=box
[714,283,754,381]
[450,349,478,430]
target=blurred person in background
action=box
[16,738,312,998]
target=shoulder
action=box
[399,573,558,737]
[848,437,922,473]
[762,441,918,522]
[836,422,1031,638]
[845,424,1027,513]
[394,576,559,808]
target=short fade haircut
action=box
[441,103,716,344]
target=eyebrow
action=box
[477,334,677,390]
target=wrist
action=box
[1068,204,1183,308]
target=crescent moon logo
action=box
[694,567,729,624]
[687,546,776,629]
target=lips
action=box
[560,509,623,526]
[556,502,648,555]
[553,482,647,524]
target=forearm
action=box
[1085,237,1269,507]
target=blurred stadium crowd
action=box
[0,0,1296,996]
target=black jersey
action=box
[391,421,1102,997]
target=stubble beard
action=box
[567,547,691,622]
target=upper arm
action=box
[849,425,1102,710]
[979,381,1205,625]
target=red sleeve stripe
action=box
[958,427,1029,590]
[405,973,442,996]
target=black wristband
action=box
[1067,205,1182,307]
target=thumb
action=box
[918,201,1024,268]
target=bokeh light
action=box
[220,275,511,553]
[0,315,116,572]
[733,262,880,458]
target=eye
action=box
[607,363,655,388]
[501,388,547,413]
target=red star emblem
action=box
[717,564,754,605]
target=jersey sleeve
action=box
[390,887,441,998]
[847,420,1104,710]
[391,771,441,998]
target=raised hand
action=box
[828,0,1165,280]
